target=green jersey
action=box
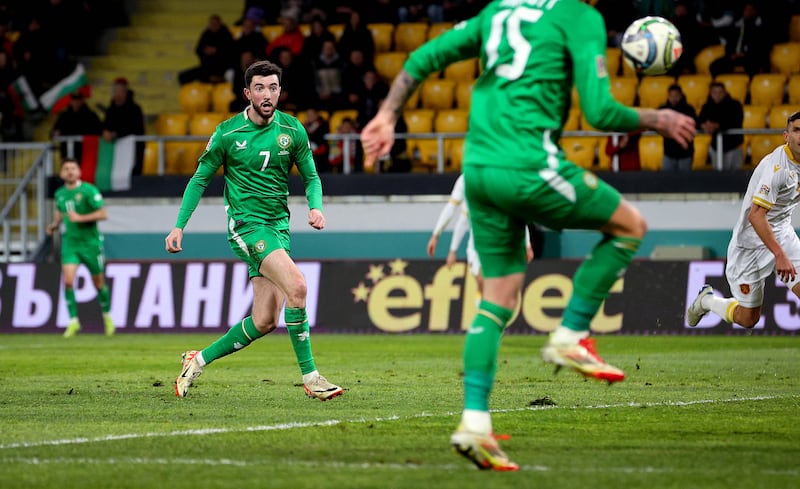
[404,0,640,169]
[175,110,323,231]
[54,181,104,244]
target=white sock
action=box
[461,409,492,435]
[702,295,737,323]
[302,370,319,384]
[195,351,207,367]
[550,325,590,345]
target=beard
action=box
[250,100,275,122]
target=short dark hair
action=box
[788,111,800,127]
[244,60,282,87]
[61,157,79,167]
[668,84,682,93]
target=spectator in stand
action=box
[266,13,305,59]
[337,11,374,63]
[660,84,697,171]
[329,116,358,172]
[303,108,331,173]
[604,131,642,171]
[668,1,719,75]
[341,48,371,110]
[273,46,313,112]
[178,14,234,85]
[0,17,16,61]
[13,16,57,95]
[709,1,769,78]
[398,1,444,23]
[311,39,344,112]
[301,16,336,65]
[594,0,638,48]
[233,16,267,60]
[234,0,273,26]
[698,0,736,34]
[102,78,145,175]
[230,50,259,112]
[698,81,744,171]
[356,69,389,130]
[52,91,102,161]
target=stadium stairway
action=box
[84,0,241,122]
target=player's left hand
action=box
[165,228,183,253]
[308,209,325,230]
[446,250,457,267]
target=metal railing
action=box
[0,143,52,262]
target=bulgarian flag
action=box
[39,63,90,114]
[8,75,39,116]
[80,135,136,192]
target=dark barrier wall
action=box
[1,260,798,334]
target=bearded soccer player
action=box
[688,111,800,329]
[361,0,695,471]
[47,158,115,337]
[165,60,342,401]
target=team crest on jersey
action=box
[740,284,751,295]
[255,240,266,253]
[277,134,292,149]
[759,184,770,196]
[75,194,82,203]
[595,54,608,78]
[583,172,598,189]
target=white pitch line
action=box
[0,395,782,451]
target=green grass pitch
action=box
[1,334,798,489]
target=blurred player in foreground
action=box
[427,173,533,297]
[46,158,115,338]
[688,111,800,329]
[165,60,342,401]
[361,0,695,471]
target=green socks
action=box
[201,316,265,364]
[563,234,641,332]
[64,287,78,319]
[97,285,111,313]
[285,307,317,375]
[463,300,513,411]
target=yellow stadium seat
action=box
[368,23,395,53]
[443,58,477,82]
[404,109,435,133]
[714,74,749,104]
[374,52,408,82]
[156,113,189,135]
[328,23,345,41]
[788,74,800,104]
[189,112,227,136]
[299,23,311,37]
[261,24,283,44]
[211,82,236,113]
[329,109,358,133]
[769,104,796,128]
[179,82,213,114]
[692,133,712,170]
[743,104,769,129]
[564,108,581,131]
[770,43,800,75]
[694,44,725,75]
[749,74,787,107]
[791,15,800,42]
[638,135,664,171]
[606,47,622,77]
[638,76,675,109]
[404,109,436,167]
[142,142,160,175]
[449,138,465,169]
[435,109,468,164]
[393,22,428,52]
[427,22,453,40]
[677,74,712,112]
[749,135,785,164]
[455,80,473,110]
[560,137,597,168]
[420,79,456,109]
[621,53,638,77]
[596,137,612,170]
[609,77,637,105]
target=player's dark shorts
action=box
[227,220,291,278]
[465,164,621,278]
[61,239,105,275]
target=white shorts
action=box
[466,234,481,278]
[726,230,800,307]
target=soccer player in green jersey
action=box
[362,0,696,471]
[46,158,115,338]
[165,60,342,401]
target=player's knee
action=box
[251,314,278,334]
[286,277,307,304]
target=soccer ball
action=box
[620,16,683,76]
